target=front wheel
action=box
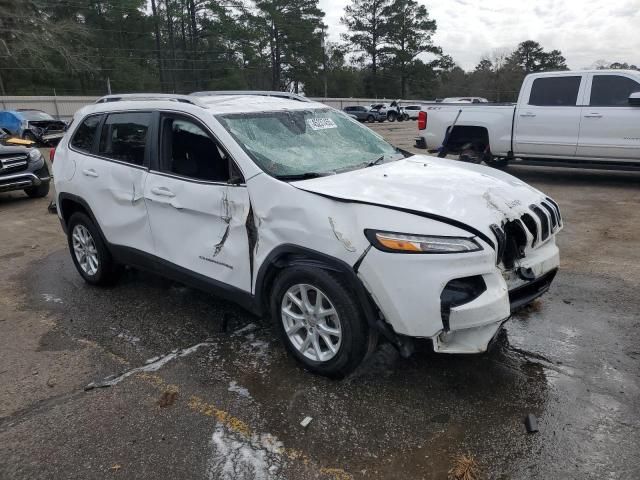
[24,181,50,198]
[367,115,375,123]
[271,267,376,378]
[387,112,397,122]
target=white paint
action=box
[228,381,251,398]
[41,293,63,304]
[300,416,313,428]
[206,423,284,480]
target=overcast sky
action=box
[318,0,640,70]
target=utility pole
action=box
[106,77,112,95]
[321,25,328,99]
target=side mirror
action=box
[629,92,640,106]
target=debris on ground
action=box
[448,454,480,480]
[524,413,539,433]
[300,416,313,428]
[158,389,178,408]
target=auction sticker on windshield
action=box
[306,118,338,130]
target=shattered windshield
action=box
[217,108,401,179]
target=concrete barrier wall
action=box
[0,95,433,120]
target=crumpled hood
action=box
[292,155,548,243]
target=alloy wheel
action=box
[281,284,342,362]
[72,224,99,276]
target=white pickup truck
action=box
[416,70,640,168]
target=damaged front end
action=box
[434,198,562,354]
[26,120,66,146]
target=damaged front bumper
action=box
[358,235,560,355]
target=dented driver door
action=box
[143,112,252,293]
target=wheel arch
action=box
[57,193,110,247]
[445,125,490,153]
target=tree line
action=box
[0,1,636,100]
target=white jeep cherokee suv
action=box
[53,92,562,377]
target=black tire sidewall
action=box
[67,212,115,285]
[270,267,369,378]
[367,115,375,123]
[24,181,50,198]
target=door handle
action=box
[150,186,176,198]
[520,113,536,118]
[584,113,603,118]
[82,169,99,178]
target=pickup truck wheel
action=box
[367,114,375,123]
[485,157,509,169]
[459,144,484,164]
[271,267,376,378]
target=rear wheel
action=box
[271,267,376,378]
[67,212,121,286]
[458,143,485,164]
[387,112,397,122]
[367,114,375,123]
[24,181,50,198]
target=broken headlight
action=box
[365,230,482,254]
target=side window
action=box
[71,115,102,152]
[98,112,151,166]
[160,115,230,182]
[529,76,582,106]
[590,75,640,106]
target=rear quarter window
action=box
[70,115,102,152]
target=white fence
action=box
[0,95,430,121]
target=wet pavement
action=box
[1,133,639,479]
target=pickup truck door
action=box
[577,73,640,161]
[514,75,585,157]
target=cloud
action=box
[319,0,640,70]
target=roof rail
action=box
[94,93,205,107]
[190,90,312,103]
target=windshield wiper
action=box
[367,155,385,167]
[275,172,328,181]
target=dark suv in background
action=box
[0,145,51,198]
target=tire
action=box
[24,181,50,198]
[484,157,509,169]
[458,143,484,164]
[271,266,376,378]
[387,112,397,122]
[67,212,121,286]
[367,115,375,123]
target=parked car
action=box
[343,105,381,123]
[402,105,422,120]
[417,70,640,168]
[0,144,51,197]
[441,97,489,104]
[0,109,66,146]
[53,92,561,377]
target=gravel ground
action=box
[0,128,638,480]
